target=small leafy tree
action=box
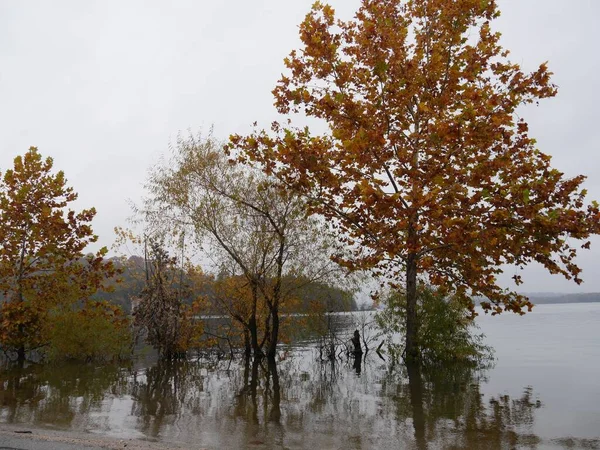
[376,285,493,366]
[143,132,342,358]
[0,147,117,362]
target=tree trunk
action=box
[406,109,420,364]
[266,306,279,358]
[263,311,271,351]
[249,283,263,357]
[243,354,250,389]
[266,237,284,359]
[16,236,27,366]
[243,329,251,357]
[267,357,281,422]
[249,356,260,424]
[407,360,426,450]
[17,344,25,366]
[405,251,419,363]
[248,316,262,358]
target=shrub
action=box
[45,301,132,362]
[376,285,493,366]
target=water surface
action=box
[1,303,599,449]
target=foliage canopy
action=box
[0,147,118,360]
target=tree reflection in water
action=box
[0,362,129,428]
[386,361,543,450]
[123,352,544,449]
[0,352,546,449]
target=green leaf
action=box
[374,60,388,77]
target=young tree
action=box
[111,228,205,358]
[143,132,341,358]
[133,239,201,359]
[0,147,117,362]
[230,0,600,361]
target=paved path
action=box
[0,433,104,450]
[0,425,190,450]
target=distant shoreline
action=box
[476,293,600,305]
[526,298,600,305]
[520,292,600,305]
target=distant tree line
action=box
[92,256,357,315]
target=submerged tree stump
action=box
[351,330,363,356]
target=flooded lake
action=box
[0,303,599,449]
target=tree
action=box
[133,239,202,359]
[0,147,116,362]
[230,0,600,361]
[143,132,342,358]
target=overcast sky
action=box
[1,0,599,293]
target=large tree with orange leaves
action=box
[230,0,600,361]
[0,147,116,362]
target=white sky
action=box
[1,0,599,293]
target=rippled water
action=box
[0,303,599,449]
